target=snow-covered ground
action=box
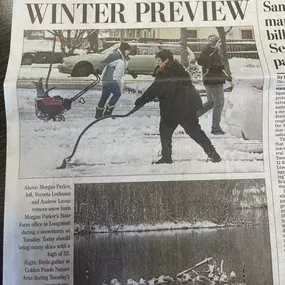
[75,221,227,234]
[23,39,87,55]
[18,87,263,178]
[23,39,63,53]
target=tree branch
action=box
[225,27,233,35]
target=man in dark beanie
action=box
[135,49,221,164]
[197,34,227,135]
[95,42,137,118]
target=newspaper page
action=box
[3,0,285,284]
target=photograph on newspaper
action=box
[74,178,272,285]
[17,26,264,178]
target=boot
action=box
[103,104,115,117]
[154,139,173,164]
[95,106,104,119]
[205,145,222,163]
[153,156,173,164]
[211,129,225,135]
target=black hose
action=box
[57,105,142,169]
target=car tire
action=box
[72,62,93,77]
[22,54,33,65]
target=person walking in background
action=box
[197,34,227,135]
[95,42,137,119]
[135,49,221,164]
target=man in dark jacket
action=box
[197,35,226,135]
[135,49,221,164]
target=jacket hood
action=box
[117,49,130,60]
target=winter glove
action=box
[135,96,147,107]
[94,68,102,75]
[128,70,138,79]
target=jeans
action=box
[98,81,121,108]
[159,113,212,159]
[197,84,224,131]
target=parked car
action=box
[58,42,196,77]
[21,39,63,65]
[21,39,86,65]
[224,79,263,152]
[21,51,65,65]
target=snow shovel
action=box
[223,69,234,92]
[57,105,143,169]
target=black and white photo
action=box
[74,179,272,285]
[17,27,264,178]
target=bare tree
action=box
[216,27,233,76]
[47,29,97,56]
[180,28,189,68]
[87,30,100,53]
[120,30,125,42]
[44,30,97,88]
[24,30,33,39]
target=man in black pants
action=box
[135,49,221,164]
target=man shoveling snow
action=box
[135,49,222,164]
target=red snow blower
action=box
[34,75,100,122]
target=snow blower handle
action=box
[71,74,101,102]
[43,87,56,97]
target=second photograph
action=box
[74,179,272,285]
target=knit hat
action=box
[207,34,220,46]
[119,42,131,52]
[155,49,174,62]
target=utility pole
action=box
[180,28,189,68]
[120,29,125,42]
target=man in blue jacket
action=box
[95,42,137,118]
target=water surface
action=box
[74,223,272,285]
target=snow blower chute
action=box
[34,75,100,122]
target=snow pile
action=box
[18,65,70,80]
[230,57,262,80]
[75,221,223,234]
[23,39,62,53]
[23,38,87,55]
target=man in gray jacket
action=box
[197,35,226,135]
[95,42,137,118]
